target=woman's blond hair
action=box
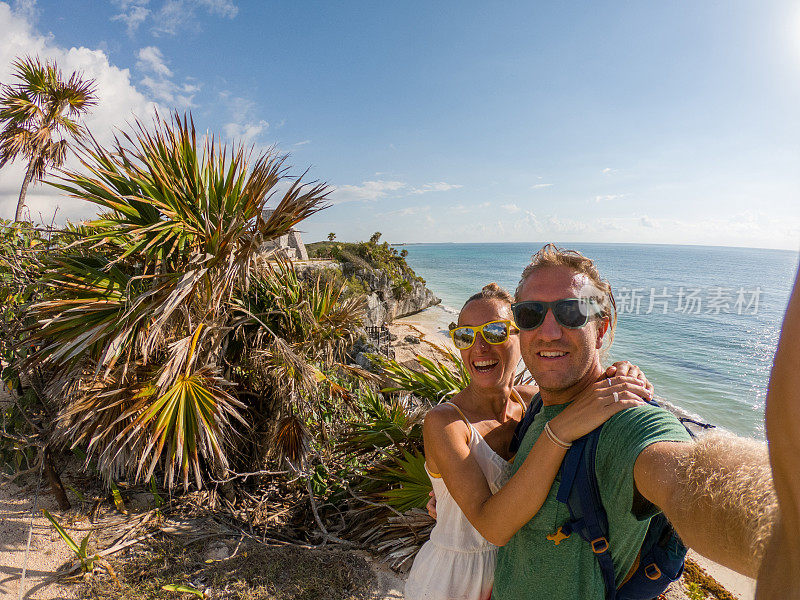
[462,282,514,311]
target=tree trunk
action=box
[43,447,71,510]
[14,159,37,223]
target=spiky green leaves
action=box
[372,352,469,403]
[23,112,333,490]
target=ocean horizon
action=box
[399,242,800,439]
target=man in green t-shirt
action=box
[492,244,777,599]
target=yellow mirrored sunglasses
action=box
[448,320,519,350]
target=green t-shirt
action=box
[492,403,691,600]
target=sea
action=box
[399,243,800,440]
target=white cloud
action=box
[410,181,462,195]
[522,210,541,230]
[140,75,198,107]
[381,205,430,218]
[136,45,171,77]
[595,194,625,203]
[602,167,617,175]
[219,92,269,145]
[501,203,520,213]
[152,0,238,36]
[0,2,157,222]
[329,178,461,204]
[197,0,237,18]
[640,215,658,228]
[531,183,553,189]
[135,45,198,107]
[111,4,150,36]
[223,119,268,144]
[331,180,406,204]
[293,140,310,146]
[112,0,150,8]
[12,0,36,22]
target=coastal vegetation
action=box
[0,84,454,593]
[307,232,422,299]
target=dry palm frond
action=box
[339,387,426,456]
[273,413,311,469]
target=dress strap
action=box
[442,401,472,427]
[429,401,473,478]
[510,387,526,418]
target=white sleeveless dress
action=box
[404,398,519,600]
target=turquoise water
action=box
[401,243,800,439]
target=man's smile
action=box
[536,350,569,359]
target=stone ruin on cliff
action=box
[261,209,309,260]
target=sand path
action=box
[0,480,77,600]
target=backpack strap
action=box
[555,397,700,600]
[509,392,542,455]
[557,428,618,600]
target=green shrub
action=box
[306,233,424,296]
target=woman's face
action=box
[456,298,521,389]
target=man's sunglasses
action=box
[510,298,603,330]
[449,320,519,350]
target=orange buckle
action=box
[644,563,662,580]
[591,537,609,554]
[546,526,570,546]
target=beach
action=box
[388,306,456,365]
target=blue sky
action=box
[1,0,799,249]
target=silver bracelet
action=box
[544,421,572,449]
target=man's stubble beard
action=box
[525,357,596,394]
[520,336,601,397]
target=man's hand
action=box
[426,490,437,519]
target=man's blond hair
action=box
[515,243,618,347]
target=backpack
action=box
[509,394,713,600]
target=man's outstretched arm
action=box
[757,261,800,599]
[634,434,776,578]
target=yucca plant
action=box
[371,350,469,403]
[231,258,366,467]
[22,112,331,490]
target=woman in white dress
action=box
[404,284,652,600]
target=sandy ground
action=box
[388,308,456,366]
[0,481,78,600]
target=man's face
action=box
[517,265,607,393]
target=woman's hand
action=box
[427,490,437,519]
[549,376,650,442]
[606,360,654,396]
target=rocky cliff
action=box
[296,260,440,327]
[347,266,440,327]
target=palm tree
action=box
[0,56,97,222]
